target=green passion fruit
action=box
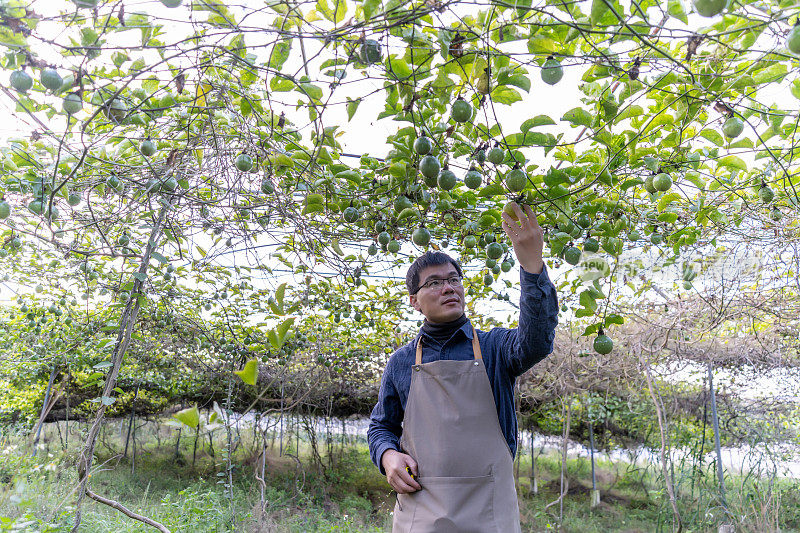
[438,169,457,191]
[62,93,82,115]
[451,98,472,123]
[653,173,672,192]
[722,116,744,139]
[413,136,433,155]
[593,334,613,354]
[419,155,441,180]
[505,168,527,192]
[140,140,157,157]
[235,154,253,172]
[540,58,563,85]
[692,0,726,17]
[40,68,63,92]
[464,168,482,189]
[10,70,33,92]
[487,147,505,165]
[412,227,431,246]
[359,39,382,65]
[789,23,800,55]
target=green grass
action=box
[1,420,799,532]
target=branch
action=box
[86,489,170,533]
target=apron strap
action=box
[415,326,482,365]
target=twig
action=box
[86,489,170,533]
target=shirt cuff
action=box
[375,442,400,475]
[521,263,552,290]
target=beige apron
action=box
[392,327,522,533]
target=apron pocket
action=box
[408,474,495,533]
[392,492,417,533]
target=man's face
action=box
[409,263,466,324]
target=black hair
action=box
[406,251,463,295]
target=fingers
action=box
[389,468,421,493]
[501,217,518,241]
[386,454,421,493]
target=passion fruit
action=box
[541,57,563,85]
[40,68,63,92]
[235,154,253,172]
[413,136,433,155]
[487,147,505,165]
[563,246,581,265]
[788,23,800,55]
[419,155,441,180]
[140,140,157,157]
[464,168,482,189]
[505,168,528,192]
[359,39,382,66]
[759,185,775,204]
[62,93,82,115]
[593,334,613,354]
[692,0,727,17]
[438,169,457,191]
[451,98,472,123]
[10,70,32,92]
[653,173,672,192]
[412,227,431,246]
[722,116,744,139]
[486,242,503,260]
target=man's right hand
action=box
[381,449,421,494]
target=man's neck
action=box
[421,314,467,342]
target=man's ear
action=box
[409,294,421,312]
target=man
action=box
[367,202,559,532]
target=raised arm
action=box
[501,202,559,376]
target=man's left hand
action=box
[501,202,544,274]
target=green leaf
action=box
[274,317,295,349]
[267,330,279,348]
[387,57,412,79]
[173,406,200,429]
[658,211,679,224]
[234,359,258,386]
[362,0,381,20]
[527,35,555,54]
[561,107,593,128]
[478,182,506,197]
[151,252,168,264]
[791,79,800,101]
[751,63,787,86]
[497,73,531,93]
[275,282,287,306]
[620,178,643,190]
[521,115,556,132]
[717,155,747,171]
[269,40,291,70]
[346,98,360,121]
[699,129,724,146]
[132,272,147,282]
[491,85,521,105]
[579,289,598,313]
[657,192,681,212]
[642,156,659,172]
[667,0,687,23]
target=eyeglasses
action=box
[418,276,463,292]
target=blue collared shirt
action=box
[367,265,559,473]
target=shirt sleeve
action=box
[503,263,559,377]
[367,357,403,474]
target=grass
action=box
[1,419,798,532]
